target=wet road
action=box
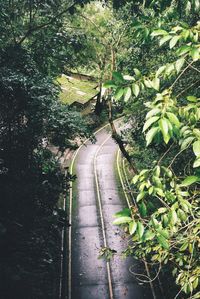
[71,123,152,299]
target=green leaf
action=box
[156,228,169,239]
[180,242,188,251]
[112,71,124,82]
[133,68,141,78]
[146,108,160,119]
[113,216,132,225]
[103,80,117,88]
[129,220,137,235]
[157,234,169,249]
[154,165,161,177]
[156,65,166,77]
[137,222,145,239]
[193,140,200,156]
[136,191,147,202]
[146,127,159,146]
[169,35,180,49]
[151,29,168,37]
[139,202,147,217]
[175,58,185,73]
[152,77,160,91]
[123,75,135,81]
[187,96,198,102]
[152,217,159,228]
[170,209,178,225]
[155,188,165,197]
[162,214,169,227]
[190,48,200,61]
[177,209,187,221]
[165,64,174,76]
[181,136,195,150]
[124,87,132,102]
[181,175,200,186]
[159,118,170,144]
[193,158,200,168]
[132,175,139,184]
[193,278,199,289]
[143,230,155,241]
[114,87,124,100]
[159,35,172,46]
[195,0,200,11]
[114,208,131,218]
[177,45,191,56]
[166,112,180,127]
[144,79,152,88]
[132,83,140,97]
[143,116,160,132]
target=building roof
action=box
[57,74,99,106]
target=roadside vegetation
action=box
[0,1,199,299]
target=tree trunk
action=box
[94,81,103,115]
[108,100,138,174]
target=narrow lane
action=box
[71,123,152,299]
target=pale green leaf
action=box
[132,83,140,97]
[151,29,168,37]
[146,108,161,119]
[114,88,124,100]
[144,230,155,241]
[156,65,166,77]
[129,221,137,235]
[113,216,132,225]
[170,209,178,225]
[193,140,200,156]
[175,58,185,73]
[159,35,172,46]
[146,127,159,146]
[193,158,200,168]
[123,75,135,81]
[181,136,195,150]
[133,68,141,78]
[143,116,160,132]
[144,79,152,88]
[159,118,170,144]
[136,191,147,202]
[124,87,132,102]
[166,112,180,127]
[169,35,180,49]
[190,48,200,61]
[152,77,160,91]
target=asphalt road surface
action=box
[71,122,153,299]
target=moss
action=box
[56,74,99,105]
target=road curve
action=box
[70,122,152,299]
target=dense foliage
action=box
[104,2,200,298]
[1,0,200,298]
[0,1,92,298]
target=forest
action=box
[0,1,199,299]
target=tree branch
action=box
[18,1,77,44]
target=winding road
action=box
[69,121,153,299]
